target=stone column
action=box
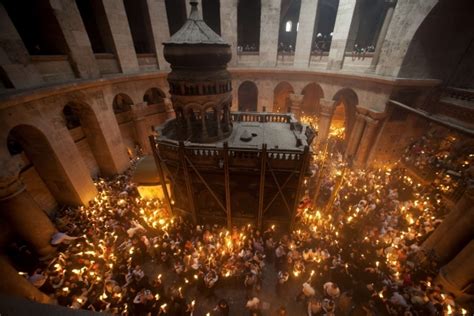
[294,0,319,68]
[354,115,379,167]
[220,0,238,66]
[101,0,139,74]
[147,0,170,71]
[259,0,281,67]
[164,98,175,119]
[216,108,223,138]
[186,0,203,19]
[436,240,474,302]
[49,0,100,79]
[0,3,44,88]
[133,102,152,155]
[345,109,366,159]
[288,93,304,120]
[317,99,336,147]
[0,177,56,259]
[201,110,208,139]
[367,0,396,72]
[0,256,53,304]
[326,0,358,70]
[422,186,474,264]
[186,112,193,137]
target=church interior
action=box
[0,0,473,315]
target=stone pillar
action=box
[164,98,175,119]
[259,0,281,67]
[317,99,336,147]
[133,103,152,155]
[49,0,100,79]
[101,0,139,74]
[345,109,366,159]
[216,108,223,138]
[436,240,474,302]
[294,0,319,68]
[0,178,56,259]
[354,115,380,167]
[186,0,203,19]
[367,0,396,72]
[0,256,52,304]
[201,110,208,139]
[422,187,474,264]
[220,0,238,66]
[147,0,170,71]
[288,93,304,120]
[326,0,358,70]
[0,3,44,88]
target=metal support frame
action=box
[257,144,267,230]
[263,172,295,214]
[266,161,293,215]
[290,146,311,230]
[179,141,197,223]
[149,136,173,215]
[185,156,227,214]
[223,142,232,229]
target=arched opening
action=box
[237,0,261,52]
[273,82,294,113]
[238,81,258,112]
[75,0,114,54]
[143,88,166,109]
[112,94,136,157]
[63,103,100,177]
[301,83,324,117]
[165,0,187,35]
[113,93,133,114]
[311,0,339,54]
[399,0,474,85]
[2,0,67,55]
[278,0,302,53]
[63,101,120,176]
[346,0,386,53]
[202,0,221,35]
[332,88,358,146]
[7,125,83,206]
[123,0,154,54]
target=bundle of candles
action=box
[14,128,471,315]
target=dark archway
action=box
[312,0,339,53]
[273,82,294,113]
[332,88,358,144]
[237,0,261,52]
[165,0,187,35]
[238,81,258,112]
[301,83,324,116]
[278,0,302,53]
[144,88,166,105]
[399,0,474,86]
[113,93,134,114]
[202,0,221,35]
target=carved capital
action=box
[319,99,336,116]
[288,93,304,106]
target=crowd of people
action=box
[402,126,473,201]
[8,122,473,315]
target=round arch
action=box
[7,124,86,205]
[113,93,134,114]
[301,83,324,116]
[238,81,258,112]
[332,88,358,144]
[273,81,294,113]
[143,88,166,105]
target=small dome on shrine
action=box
[163,1,231,68]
